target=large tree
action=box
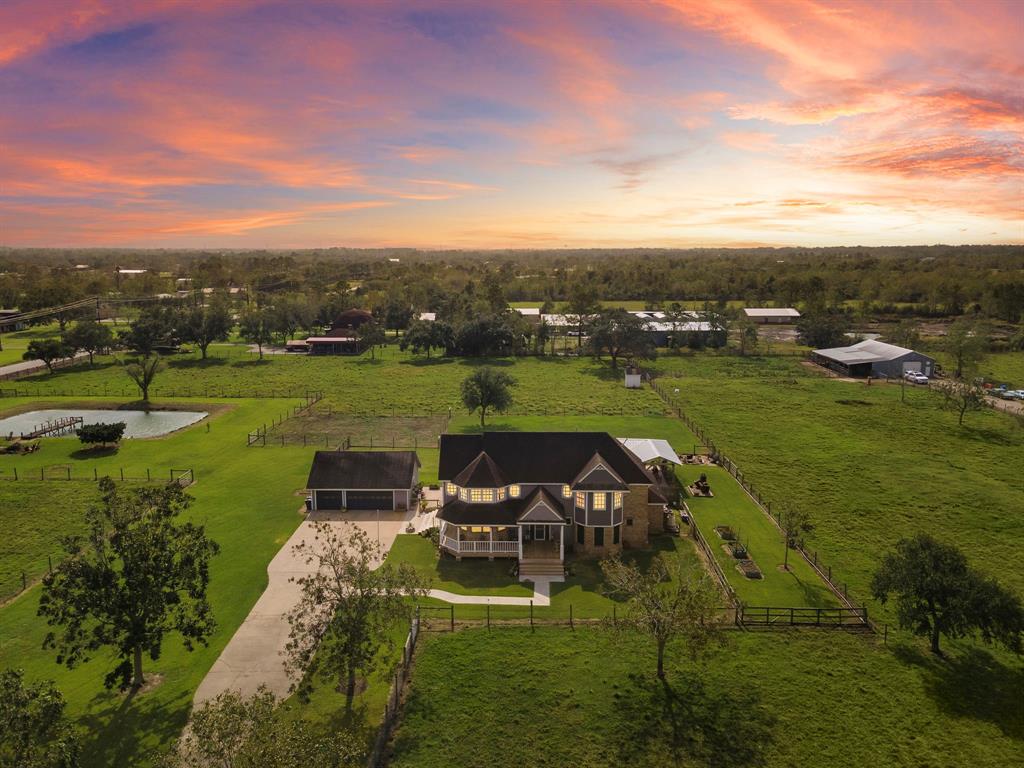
[587,308,656,370]
[0,669,79,768]
[122,355,164,402]
[565,283,600,350]
[461,367,516,427]
[64,320,113,366]
[119,306,177,358]
[179,300,232,359]
[239,307,275,360]
[601,555,725,680]
[356,320,387,359]
[38,478,219,690]
[941,379,987,426]
[943,317,987,379]
[871,533,1023,655]
[796,306,850,349]
[284,523,426,709]
[158,687,361,768]
[399,319,452,358]
[23,339,68,374]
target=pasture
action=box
[390,627,1023,768]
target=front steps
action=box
[519,559,565,581]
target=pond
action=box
[0,409,207,439]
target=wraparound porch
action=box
[439,521,565,561]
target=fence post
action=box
[120,468,124,481]
[48,555,52,574]
[450,603,455,632]
[487,603,490,631]
[530,600,534,631]
[147,468,151,482]
[569,603,573,630]
[66,467,71,480]
[22,571,26,591]
[40,467,44,480]
[612,604,616,626]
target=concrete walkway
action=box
[428,578,552,607]
[193,508,410,704]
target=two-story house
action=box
[436,432,668,579]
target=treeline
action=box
[1,245,1022,323]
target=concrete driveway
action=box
[194,507,410,704]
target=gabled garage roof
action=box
[814,339,927,365]
[306,450,419,490]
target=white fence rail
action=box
[440,535,519,554]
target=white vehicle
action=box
[908,373,929,385]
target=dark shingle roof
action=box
[452,452,508,487]
[437,488,570,526]
[439,432,652,486]
[306,451,419,490]
[572,452,629,491]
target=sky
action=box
[0,0,1021,249]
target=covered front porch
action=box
[439,521,565,561]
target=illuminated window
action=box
[459,488,468,501]
[575,492,586,509]
[497,487,506,500]
[470,488,495,503]
[446,483,457,496]
[613,492,623,508]
[562,485,572,498]
[509,485,521,498]
[592,493,606,511]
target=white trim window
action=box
[562,485,572,498]
[470,488,495,503]
[509,484,521,498]
[446,483,457,496]
[459,488,469,501]
[575,492,586,510]
[497,487,507,501]
[613,492,623,509]
[592,492,607,511]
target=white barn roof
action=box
[515,307,541,316]
[743,307,800,318]
[617,438,682,465]
[814,339,919,364]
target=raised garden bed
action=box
[728,541,749,559]
[737,559,763,579]
[714,525,736,541]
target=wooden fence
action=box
[0,466,193,483]
[245,391,324,446]
[649,376,874,632]
[366,616,420,768]
[738,605,870,628]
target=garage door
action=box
[346,491,394,510]
[315,491,345,510]
[902,362,921,373]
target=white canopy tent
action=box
[617,438,682,466]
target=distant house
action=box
[330,309,373,332]
[0,309,26,333]
[305,450,420,512]
[743,307,801,324]
[812,339,935,378]
[305,333,362,355]
[436,432,670,579]
[418,312,436,323]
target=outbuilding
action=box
[811,339,935,379]
[743,307,801,324]
[305,450,420,511]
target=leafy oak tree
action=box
[75,422,126,449]
[587,308,656,370]
[158,687,361,768]
[38,479,219,690]
[23,339,68,374]
[285,523,427,709]
[461,367,516,427]
[601,555,725,680]
[179,300,232,359]
[356,320,387,359]
[0,669,79,768]
[64,320,113,366]
[239,307,275,360]
[943,317,987,379]
[871,533,1023,655]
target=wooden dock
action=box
[18,416,84,439]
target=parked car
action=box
[1004,390,1024,401]
[909,373,930,385]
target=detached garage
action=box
[306,450,420,512]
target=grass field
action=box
[0,322,65,366]
[681,465,838,607]
[658,357,1024,610]
[0,481,108,599]
[390,627,1023,768]
[0,397,328,765]
[10,346,669,417]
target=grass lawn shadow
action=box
[166,357,229,370]
[70,445,120,460]
[77,685,191,766]
[616,670,775,767]
[893,643,1024,740]
[400,356,457,367]
[435,553,518,591]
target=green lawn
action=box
[0,322,65,366]
[0,397,325,765]
[390,627,1023,768]
[682,466,839,607]
[657,356,1024,612]
[386,534,534,598]
[8,347,669,417]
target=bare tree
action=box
[284,522,427,709]
[942,379,987,426]
[779,505,813,571]
[601,555,725,680]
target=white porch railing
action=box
[440,535,519,555]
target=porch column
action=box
[488,527,494,561]
[559,526,564,560]
[518,526,523,560]
[456,525,462,561]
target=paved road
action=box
[193,508,410,704]
[0,352,89,380]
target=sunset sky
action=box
[1,0,1021,248]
